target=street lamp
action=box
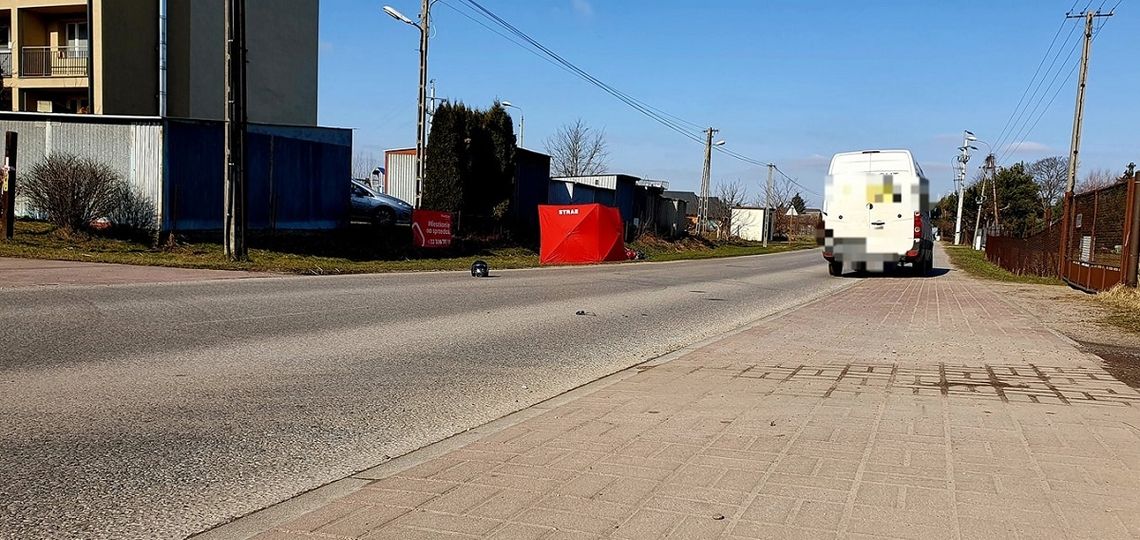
[383,2,431,208]
[953,129,978,245]
[382,5,413,24]
[501,101,525,148]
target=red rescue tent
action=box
[538,204,626,265]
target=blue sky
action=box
[318,0,1138,204]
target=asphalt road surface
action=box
[0,249,853,539]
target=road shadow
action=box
[838,267,952,279]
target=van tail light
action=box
[913,211,922,239]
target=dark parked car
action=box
[350,180,413,226]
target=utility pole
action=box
[953,130,977,245]
[987,154,999,228]
[223,0,247,261]
[696,127,717,236]
[973,163,988,249]
[1059,9,1112,273]
[765,163,774,247]
[414,0,430,208]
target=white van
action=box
[822,150,933,276]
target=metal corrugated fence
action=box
[0,116,163,222]
[384,150,416,206]
[0,113,351,233]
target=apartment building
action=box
[0,0,317,125]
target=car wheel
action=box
[374,207,395,227]
[828,261,843,276]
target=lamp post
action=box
[383,2,431,207]
[953,130,977,245]
[501,101,524,148]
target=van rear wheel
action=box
[828,261,843,276]
[912,254,930,276]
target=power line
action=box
[996,41,1081,163]
[998,15,1111,164]
[998,61,1081,164]
[458,0,706,140]
[992,18,1083,154]
[989,17,1072,152]
[449,0,805,187]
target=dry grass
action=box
[1097,284,1140,333]
[0,221,816,275]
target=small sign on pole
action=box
[2,131,17,240]
[411,210,452,248]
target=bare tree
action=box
[1077,167,1120,194]
[352,150,383,180]
[717,179,748,209]
[753,177,795,211]
[545,119,608,177]
[717,179,749,239]
[1029,156,1067,215]
[751,177,797,239]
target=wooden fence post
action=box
[1125,177,1139,287]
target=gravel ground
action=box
[982,279,1140,388]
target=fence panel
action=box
[1061,180,1134,292]
[985,223,1062,278]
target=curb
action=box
[189,276,855,540]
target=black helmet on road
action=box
[470,260,489,277]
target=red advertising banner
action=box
[412,210,453,248]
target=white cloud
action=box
[1007,141,1050,153]
[571,0,593,16]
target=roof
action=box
[662,191,728,217]
[551,174,641,191]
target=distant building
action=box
[662,190,730,232]
[551,174,677,240]
[730,207,768,241]
[786,207,822,217]
[0,0,318,124]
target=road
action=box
[0,249,852,539]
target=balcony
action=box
[0,50,11,78]
[20,46,88,78]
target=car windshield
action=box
[352,182,377,197]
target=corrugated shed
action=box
[0,119,46,217]
[129,124,165,224]
[657,198,688,238]
[166,119,350,231]
[0,114,349,232]
[0,116,163,220]
[384,149,416,206]
[551,175,618,190]
[512,148,550,237]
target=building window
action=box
[65,22,89,57]
[65,97,90,114]
[0,25,10,77]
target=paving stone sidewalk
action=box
[241,263,1140,539]
[0,257,263,288]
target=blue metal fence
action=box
[164,119,351,232]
